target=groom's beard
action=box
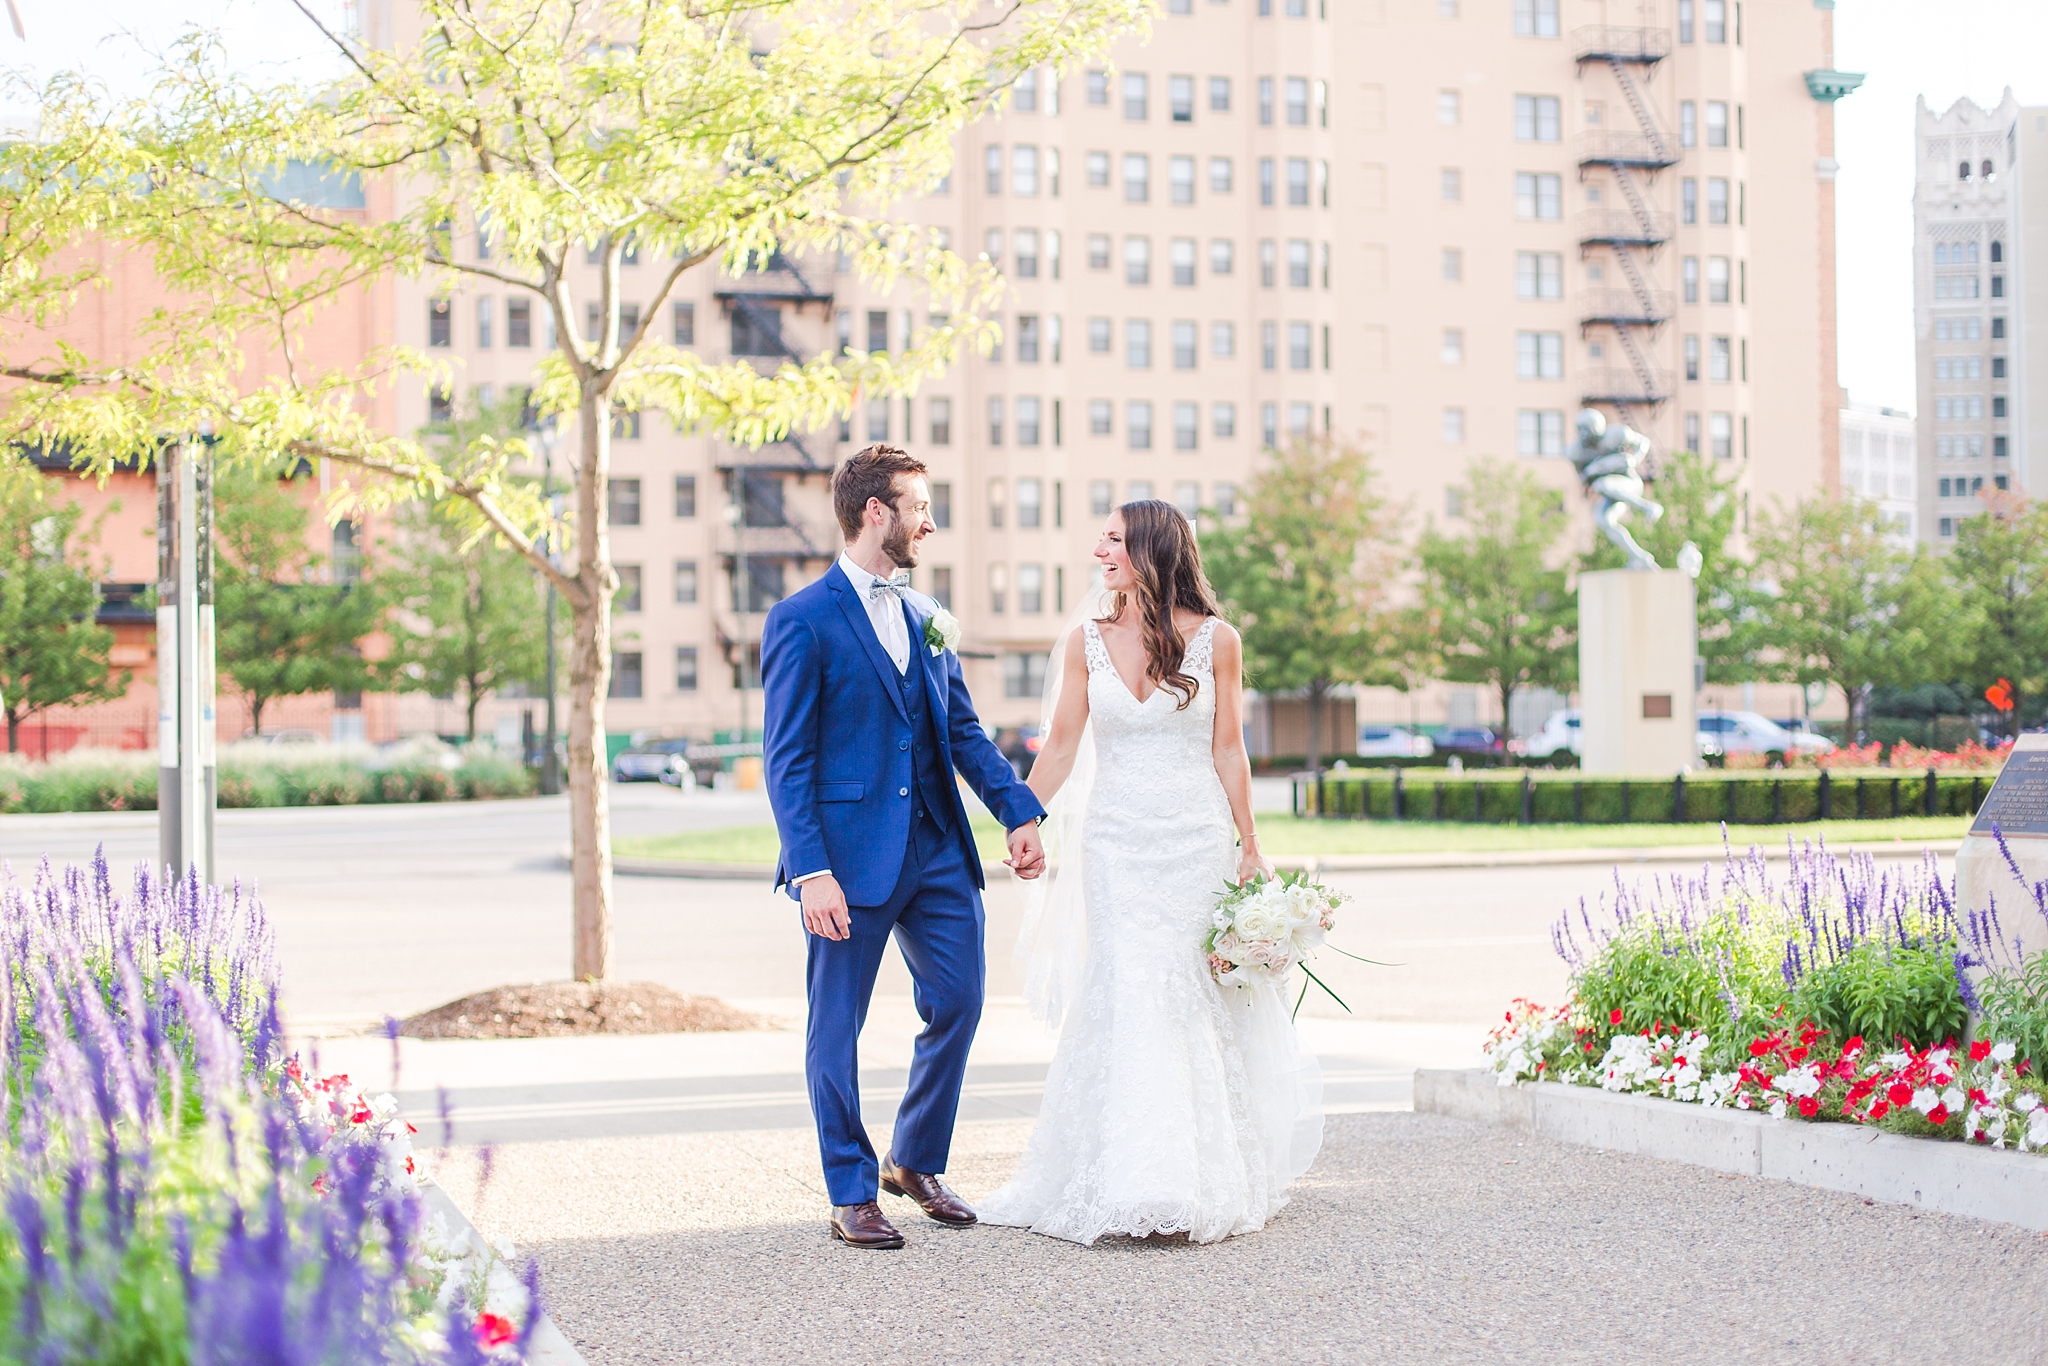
[882,511,919,569]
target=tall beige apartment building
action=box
[371,0,1850,748]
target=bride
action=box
[977,500,1323,1245]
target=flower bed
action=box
[0,855,543,1361]
[1479,839,2048,1158]
[0,742,535,814]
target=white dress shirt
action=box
[837,552,912,674]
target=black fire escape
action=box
[1574,26,1677,415]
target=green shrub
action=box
[1977,952,2048,1074]
[1791,939,1969,1047]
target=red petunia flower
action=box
[474,1313,517,1349]
[1610,1008,1624,1026]
[1787,1046,1808,1065]
[1796,1096,1819,1118]
[1928,1105,1951,1126]
[1887,1081,1914,1107]
[1969,1088,1988,1106]
[1749,1038,1770,1058]
[1869,1101,1890,1120]
[1970,1040,1992,1062]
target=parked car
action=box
[1431,726,1504,760]
[997,725,1044,778]
[1523,710,1582,765]
[1697,711,1835,766]
[1357,725,1434,759]
[613,738,694,784]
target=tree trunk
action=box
[1499,681,1517,763]
[5,709,16,753]
[465,680,482,743]
[251,695,267,738]
[1305,679,1325,777]
[567,385,616,981]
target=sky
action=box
[5,0,2046,418]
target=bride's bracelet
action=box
[1238,832,1259,847]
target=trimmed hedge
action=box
[1302,767,1994,825]
[0,744,536,814]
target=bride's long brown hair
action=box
[1106,500,1221,710]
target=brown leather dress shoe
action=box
[829,1201,905,1249]
[879,1153,977,1226]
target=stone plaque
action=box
[1969,749,2048,837]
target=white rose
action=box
[925,607,962,654]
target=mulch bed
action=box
[401,981,772,1039]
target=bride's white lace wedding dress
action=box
[978,617,1323,1245]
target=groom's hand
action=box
[799,875,852,940]
[1004,822,1046,880]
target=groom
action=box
[761,443,1047,1250]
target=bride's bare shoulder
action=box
[1204,616,1242,653]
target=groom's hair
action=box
[833,444,927,539]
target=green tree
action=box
[1415,458,1577,738]
[1,0,1144,979]
[386,397,549,740]
[1579,449,1759,683]
[0,471,125,752]
[1746,493,1953,737]
[1944,490,2048,738]
[1202,436,1409,775]
[213,469,381,736]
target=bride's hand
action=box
[1235,835,1272,886]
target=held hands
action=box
[1005,822,1047,880]
[1235,834,1273,887]
[799,874,852,941]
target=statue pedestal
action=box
[1577,569,1697,776]
[1956,733,2048,969]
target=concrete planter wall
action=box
[422,1185,587,1366]
[1416,1068,2048,1232]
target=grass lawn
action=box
[612,814,1974,864]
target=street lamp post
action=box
[726,466,747,748]
[156,438,216,882]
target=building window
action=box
[428,297,451,347]
[1516,410,1565,456]
[1438,90,1460,125]
[1210,76,1231,111]
[1440,167,1462,203]
[1678,0,1694,42]
[1708,257,1731,303]
[1012,145,1039,196]
[1213,402,1237,438]
[1442,248,1463,281]
[731,305,783,356]
[1259,158,1275,206]
[505,298,532,348]
[1287,158,1310,206]
[1513,94,1561,142]
[1086,69,1108,105]
[1170,74,1194,122]
[1004,650,1047,698]
[1258,76,1274,125]
[1709,412,1732,458]
[987,397,1004,446]
[865,398,889,443]
[475,296,494,349]
[1288,322,1312,370]
[924,397,952,447]
[1016,564,1044,615]
[1441,328,1464,363]
[1170,155,1196,205]
[1512,0,1559,38]
[1705,101,1729,148]
[668,301,695,346]
[1209,158,1233,195]
[930,567,953,610]
[989,564,1007,614]
[1514,172,1562,220]
[1017,397,1043,446]
[1285,76,1309,125]
[608,478,641,526]
[1016,476,1043,528]
[1287,240,1312,288]
[1703,0,1726,43]
[674,646,698,692]
[1683,256,1699,303]
[1128,401,1154,449]
[1125,153,1150,203]
[1261,402,1279,446]
[1680,101,1696,148]
[1124,72,1149,120]
[1090,479,1114,515]
[1709,336,1731,382]
[1442,407,1466,443]
[1210,322,1237,359]
[609,651,644,700]
[1259,239,1277,287]
[1174,401,1200,449]
[672,475,697,519]
[1515,252,1563,299]
[1685,412,1701,452]
[1515,331,1563,380]
[428,388,453,422]
[614,563,643,613]
[1127,319,1153,368]
[669,557,699,605]
[1681,179,1697,224]
[1017,314,1041,362]
[1172,238,1198,286]
[1287,402,1313,439]
[1089,317,1113,353]
[1086,152,1110,189]
[1261,321,1278,369]
[1013,231,1040,280]
[1684,335,1700,382]
[1087,234,1112,272]
[1704,177,1728,225]
[985,144,1002,194]
[1172,320,1198,369]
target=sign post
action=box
[156,440,217,883]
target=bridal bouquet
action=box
[1205,871,1350,1005]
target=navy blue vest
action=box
[901,649,954,832]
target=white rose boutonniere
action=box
[923,607,962,656]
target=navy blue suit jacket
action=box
[760,562,1047,906]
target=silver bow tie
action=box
[868,571,911,601]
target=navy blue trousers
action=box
[804,814,984,1206]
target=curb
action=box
[1414,1068,2048,1232]
[421,1185,588,1365]
[604,839,1962,881]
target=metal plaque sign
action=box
[1970,750,2048,837]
